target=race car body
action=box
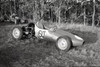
[12,22,84,51]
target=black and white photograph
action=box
[0,0,100,67]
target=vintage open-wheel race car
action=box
[11,22,84,51]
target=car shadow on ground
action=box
[64,29,98,44]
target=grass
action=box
[0,22,100,67]
[55,23,97,32]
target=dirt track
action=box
[0,23,100,67]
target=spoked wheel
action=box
[12,26,23,40]
[56,36,71,51]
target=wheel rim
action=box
[57,38,68,50]
[12,28,20,39]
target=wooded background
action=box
[0,0,100,26]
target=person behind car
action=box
[10,13,20,24]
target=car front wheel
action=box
[56,36,71,51]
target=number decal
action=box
[38,30,45,38]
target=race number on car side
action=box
[38,30,45,38]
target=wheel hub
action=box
[57,38,68,50]
[12,28,20,39]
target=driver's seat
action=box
[37,22,46,29]
[37,22,54,30]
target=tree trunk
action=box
[58,3,61,24]
[14,0,16,13]
[84,7,86,25]
[0,0,1,16]
[92,0,95,27]
[9,0,12,15]
[58,9,60,23]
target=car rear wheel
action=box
[12,26,23,40]
[56,36,71,51]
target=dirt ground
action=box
[0,22,100,67]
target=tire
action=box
[56,36,71,51]
[12,26,23,40]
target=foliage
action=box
[0,0,100,26]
